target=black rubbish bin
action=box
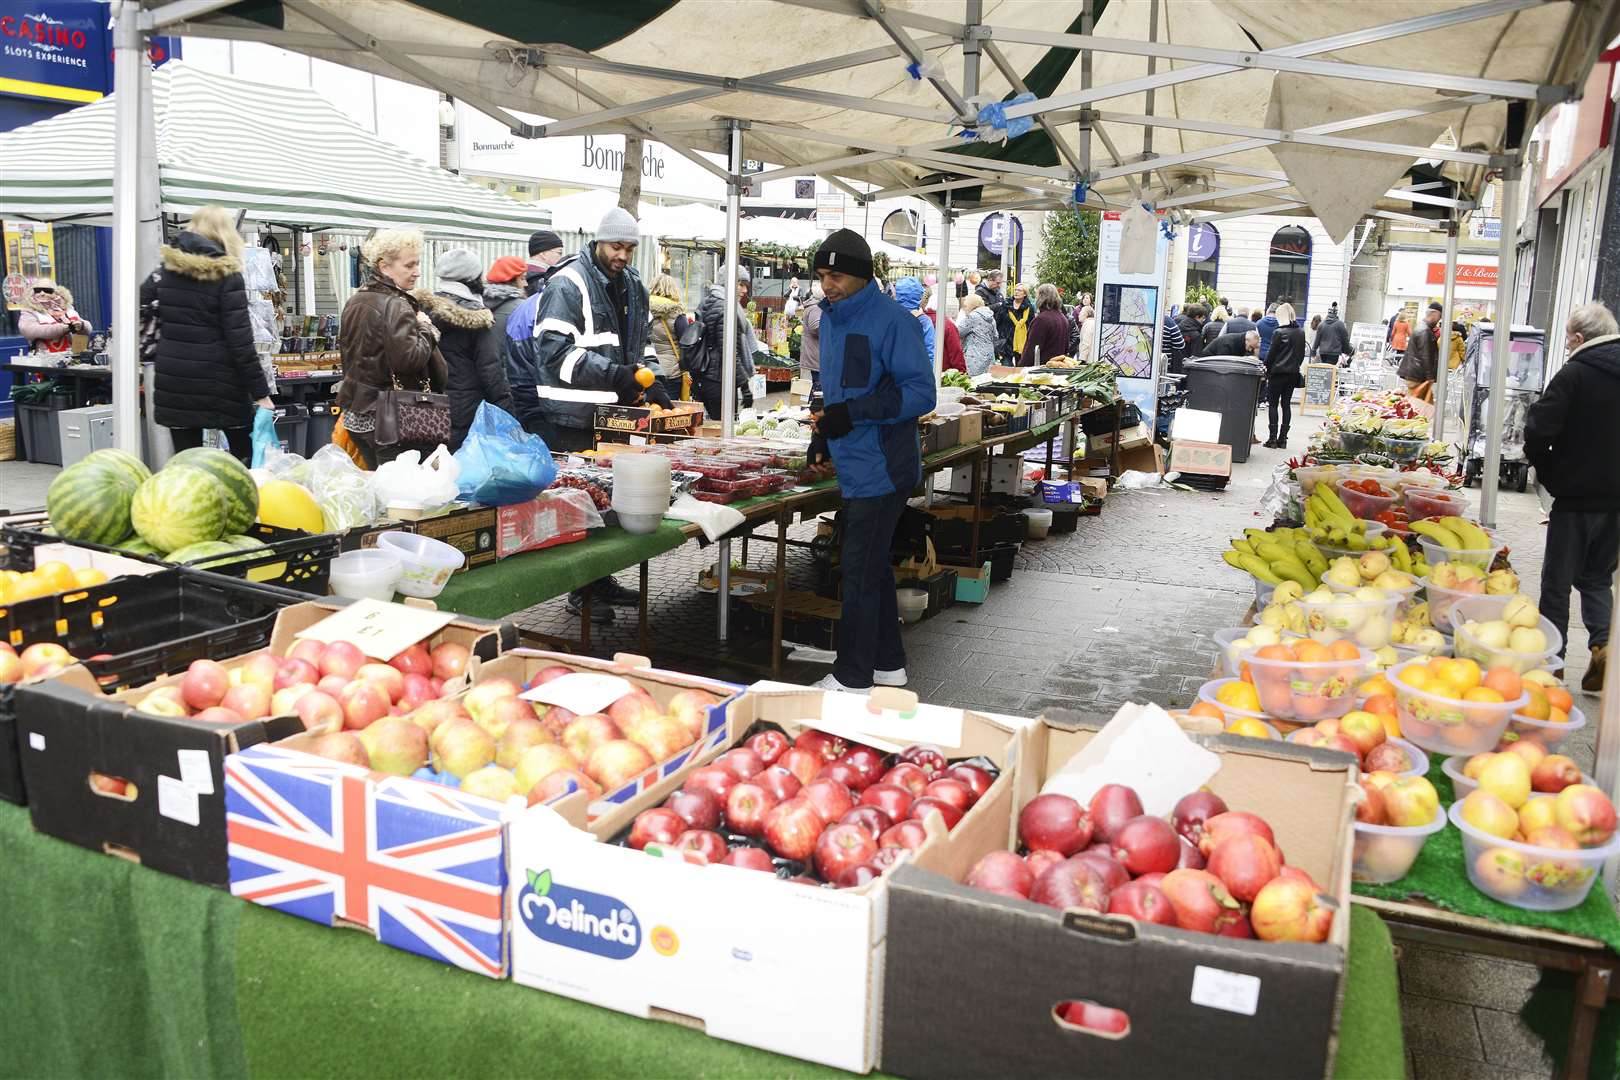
[304,402,338,457]
[271,403,309,458]
[1184,356,1264,464]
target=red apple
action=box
[1198,811,1277,857]
[924,777,976,813]
[833,864,882,889]
[816,760,871,793]
[623,713,689,762]
[1356,781,1388,825]
[897,744,947,776]
[1025,849,1066,880]
[838,805,893,840]
[1018,793,1093,855]
[1206,833,1283,903]
[317,674,350,698]
[722,846,776,873]
[753,764,802,803]
[840,745,888,786]
[1135,871,1167,888]
[675,829,727,864]
[1088,784,1145,844]
[295,690,344,733]
[1219,914,1256,938]
[1532,755,1583,794]
[268,658,315,693]
[1278,865,1324,891]
[859,782,914,823]
[802,778,856,823]
[1030,857,1111,912]
[606,691,661,734]
[1159,868,1245,934]
[762,797,825,860]
[1108,880,1178,925]
[1111,815,1181,877]
[194,706,245,725]
[388,642,433,676]
[527,664,572,687]
[628,807,687,851]
[909,795,963,831]
[1059,1001,1129,1035]
[398,673,436,711]
[306,731,368,767]
[745,729,790,766]
[665,787,723,832]
[585,739,655,790]
[943,763,994,802]
[1250,876,1335,943]
[878,820,929,851]
[1171,790,1230,847]
[1069,850,1130,891]
[716,748,766,782]
[683,764,739,805]
[338,680,391,730]
[220,683,271,721]
[1176,835,1206,870]
[795,729,847,762]
[777,747,823,787]
[526,768,602,806]
[353,662,405,703]
[725,782,779,837]
[429,641,470,680]
[319,641,366,679]
[869,846,909,872]
[562,713,622,761]
[814,823,880,882]
[18,642,71,680]
[286,638,327,669]
[180,659,229,711]
[882,762,931,798]
[965,850,1034,898]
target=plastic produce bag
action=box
[454,401,557,506]
[250,407,280,468]
[375,446,460,512]
[306,443,385,530]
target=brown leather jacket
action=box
[337,275,447,414]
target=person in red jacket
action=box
[1021,283,1070,365]
[923,283,965,372]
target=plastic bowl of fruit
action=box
[1295,464,1346,496]
[1451,597,1563,676]
[1421,574,1515,633]
[1509,703,1586,751]
[1388,657,1530,756]
[1354,803,1446,884]
[1214,627,1303,678]
[1325,568,1421,609]
[1405,486,1468,522]
[1337,430,1378,456]
[1415,528,1502,571]
[1195,679,1273,724]
[1240,641,1373,721]
[1334,478,1396,521]
[1375,435,1430,463]
[1443,752,1595,801]
[1312,521,1388,561]
[1449,794,1620,911]
[1375,736,1431,780]
[1298,590,1401,649]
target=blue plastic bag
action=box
[453,401,557,505]
[249,406,280,468]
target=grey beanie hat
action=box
[435,246,483,284]
[595,206,640,245]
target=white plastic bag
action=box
[375,445,460,511]
[307,443,385,529]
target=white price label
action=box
[158,774,201,827]
[28,732,44,751]
[177,749,215,795]
[294,598,457,661]
[521,672,634,717]
[1190,965,1261,1016]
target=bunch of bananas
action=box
[1222,528,1324,589]
[1409,516,1493,551]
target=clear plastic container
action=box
[897,587,929,624]
[1375,435,1429,463]
[617,511,665,535]
[1405,487,1468,522]
[1299,592,1400,648]
[1334,479,1396,521]
[1353,805,1446,884]
[1451,599,1563,675]
[1449,797,1620,911]
[1388,658,1529,756]
[1021,508,1053,539]
[374,531,465,598]
[1421,576,1500,633]
[1195,679,1273,723]
[1443,754,1595,801]
[1416,530,1502,570]
[1374,736,1431,780]
[1294,465,1344,496]
[1251,575,1280,607]
[329,548,402,601]
[1213,627,1304,678]
[1240,643,1372,721]
[1508,704,1587,751]
[1313,521,1389,561]
[1325,569,1421,613]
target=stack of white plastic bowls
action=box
[612,453,672,534]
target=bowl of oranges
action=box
[1388,657,1530,756]
[1239,639,1372,722]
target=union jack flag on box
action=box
[224,743,508,977]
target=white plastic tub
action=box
[1021,507,1053,539]
[1389,658,1528,756]
[897,587,929,624]
[1420,576,1506,633]
[1240,643,1372,722]
[328,548,402,602]
[1451,598,1563,675]
[1353,805,1446,884]
[1508,704,1587,751]
[374,531,465,598]
[1299,592,1401,649]
[1444,754,1596,802]
[1450,796,1620,911]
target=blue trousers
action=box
[834,489,910,688]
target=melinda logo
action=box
[518,869,641,959]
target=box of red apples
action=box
[14,599,513,889]
[222,647,741,977]
[880,705,1359,1080]
[506,683,1032,1074]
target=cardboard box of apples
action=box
[880,704,1358,1080]
[505,683,1029,1074]
[13,599,514,887]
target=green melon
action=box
[221,533,265,551]
[84,447,152,489]
[211,534,282,582]
[116,536,161,557]
[166,447,258,534]
[46,459,135,545]
[130,465,227,553]
[165,540,241,568]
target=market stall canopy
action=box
[0,62,552,241]
[170,0,1616,234]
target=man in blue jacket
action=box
[810,230,937,692]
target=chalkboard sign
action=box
[1300,363,1338,414]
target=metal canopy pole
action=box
[717,120,743,641]
[935,192,951,373]
[111,0,146,456]
[1433,220,1460,443]
[1479,163,1521,530]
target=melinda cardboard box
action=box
[507,684,1030,1073]
[880,706,1358,1079]
[224,648,741,976]
[15,599,512,886]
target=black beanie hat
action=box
[529,229,563,256]
[814,229,873,281]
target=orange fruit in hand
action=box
[635,366,656,388]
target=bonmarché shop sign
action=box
[1,1,177,104]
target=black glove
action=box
[819,401,853,439]
[645,378,673,409]
[612,364,643,403]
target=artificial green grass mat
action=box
[1336,906,1403,1080]
[0,802,247,1079]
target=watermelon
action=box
[130,465,227,553]
[216,534,283,582]
[116,536,161,557]
[221,533,265,550]
[85,447,151,488]
[165,540,241,568]
[167,447,258,534]
[46,459,135,545]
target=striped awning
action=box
[0,62,550,242]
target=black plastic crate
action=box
[985,542,1018,582]
[896,568,957,620]
[3,519,339,595]
[0,567,310,805]
[1082,402,1139,435]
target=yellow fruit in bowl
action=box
[1519,686,1550,721]
[1521,669,1561,689]
[1460,790,1520,839]
[1359,675,1395,700]
[1463,687,1505,704]
[1434,658,1481,690]
[1399,666,1434,692]
[1519,798,1558,835]
[1216,681,1262,713]
[1463,753,1497,780]
[1478,753,1532,809]
[1225,717,1273,739]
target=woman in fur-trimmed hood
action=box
[416,247,515,450]
[141,205,272,464]
[19,280,90,353]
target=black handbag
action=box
[374,375,450,449]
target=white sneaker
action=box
[811,674,863,692]
[874,668,908,687]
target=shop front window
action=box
[1266,225,1312,307]
[1187,222,1220,292]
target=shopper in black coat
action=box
[1264,303,1308,448]
[143,206,273,465]
[417,247,515,450]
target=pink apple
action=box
[194,706,245,725]
[180,659,229,711]
[338,680,391,730]
[585,739,655,790]
[317,674,350,697]
[319,641,366,679]
[19,642,72,679]
[430,641,471,680]
[274,657,320,691]
[270,684,315,716]
[295,690,344,733]
[222,683,272,721]
[355,663,405,703]
[237,653,280,691]
[388,642,433,676]
[528,664,573,686]
[398,673,435,710]
[287,638,327,668]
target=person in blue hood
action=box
[893,276,935,359]
[810,230,937,692]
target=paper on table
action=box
[293,598,457,661]
[1040,702,1221,817]
[521,672,635,717]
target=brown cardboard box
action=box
[1118,441,1163,476]
[1088,421,1152,452]
[956,409,984,445]
[1170,439,1234,477]
[881,710,1357,1079]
